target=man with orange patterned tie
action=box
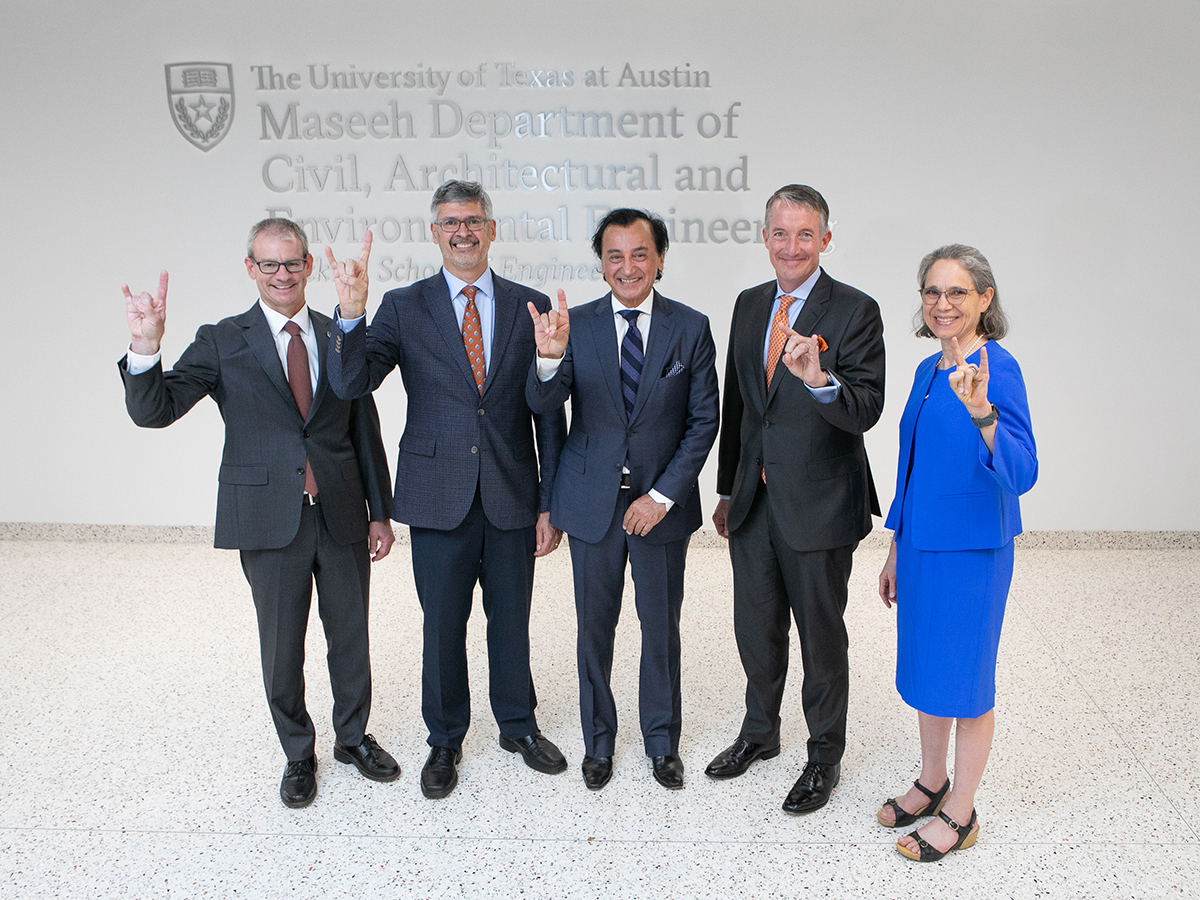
[706,185,886,815]
[327,181,568,800]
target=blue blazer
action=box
[885,342,1037,550]
[328,270,566,532]
[526,291,720,545]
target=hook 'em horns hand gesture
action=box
[122,269,169,356]
[324,231,373,320]
[527,289,571,360]
[947,337,990,417]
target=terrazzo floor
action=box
[1,534,1197,898]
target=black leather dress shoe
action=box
[280,755,317,808]
[704,737,781,779]
[334,734,401,782]
[420,746,462,799]
[581,755,613,790]
[651,754,685,790]
[499,732,568,774]
[782,761,841,814]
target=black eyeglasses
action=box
[251,257,308,274]
[433,217,489,233]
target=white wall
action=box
[2,1,1196,530]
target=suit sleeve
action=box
[978,353,1037,496]
[118,324,220,428]
[347,393,394,522]
[328,299,403,401]
[715,296,746,496]
[816,295,886,435]
[652,317,720,504]
[527,292,567,514]
[525,342,574,415]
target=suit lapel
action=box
[744,283,775,410]
[590,296,626,418]
[238,303,297,411]
[791,270,831,344]
[426,275,480,394]
[630,291,675,422]
[485,273,517,396]
[308,308,331,421]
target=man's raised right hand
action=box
[122,269,169,356]
[527,289,570,360]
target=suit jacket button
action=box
[471,446,478,454]
[477,408,485,416]
[296,467,304,475]
[764,419,772,428]
[302,429,309,438]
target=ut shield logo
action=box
[165,63,235,150]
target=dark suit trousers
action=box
[240,501,372,761]
[409,489,539,750]
[729,483,856,765]
[568,490,688,758]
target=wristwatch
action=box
[971,403,999,427]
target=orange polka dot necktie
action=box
[765,294,795,389]
[461,285,485,393]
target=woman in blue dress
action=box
[876,245,1037,861]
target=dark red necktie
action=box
[283,321,318,498]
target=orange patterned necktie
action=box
[765,294,796,389]
[461,285,485,393]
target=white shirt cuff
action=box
[535,354,563,381]
[125,347,161,375]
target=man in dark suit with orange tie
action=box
[706,185,885,814]
[327,181,568,799]
[526,209,719,791]
[119,217,399,809]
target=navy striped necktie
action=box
[619,309,643,416]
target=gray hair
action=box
[247,217,308,259]
[914,244,1009,340]
[431,180,493,220]
[764,184,830,235]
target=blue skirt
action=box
[895,502,1013,718]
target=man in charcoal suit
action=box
[119,217,398,809]
[706,185,885,814]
